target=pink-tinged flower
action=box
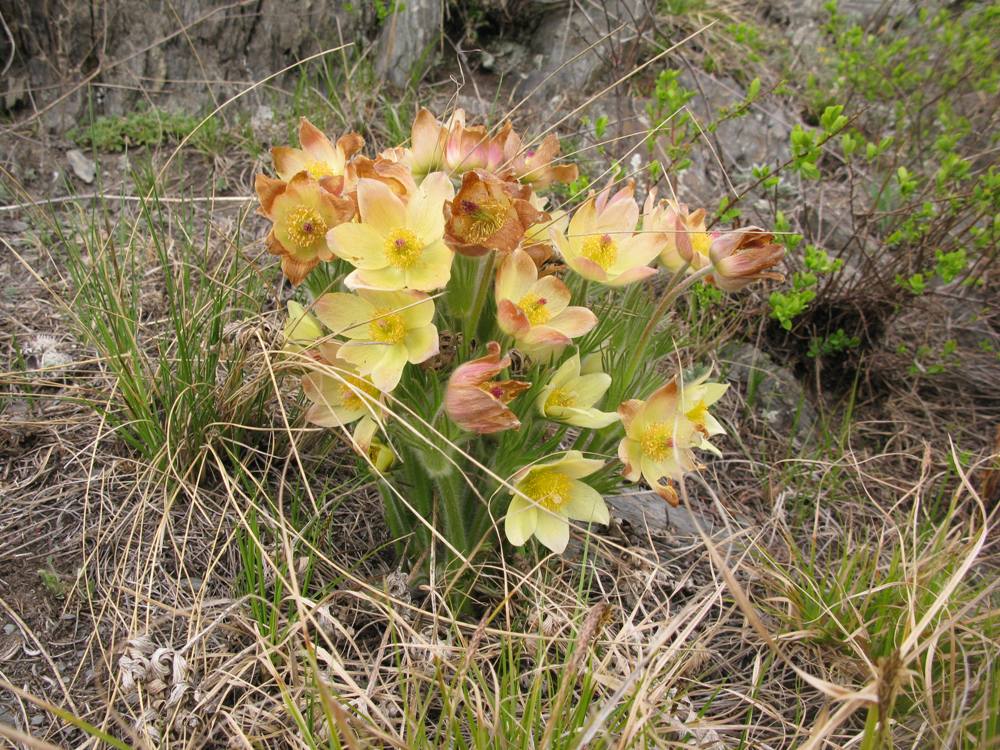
[301,343,382,428]
[271,118,363,185]
[444,342,531,434]
[344,155,418,200]
[401,107,449,178]
[255,172,355,285]
[554,182,662,286]
[504,451,607,554]
[495,249,597,360]
[327,172,455,291]
[707,227,785,292]
[444,170,547,257]
[647,199,712,273]
[444,109,508,174]
[313,289,438,392]
[504,130,579,188]
[679,372,729,454]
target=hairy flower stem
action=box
[464,251,496,355]
[623,264,714,388]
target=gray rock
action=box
[376,0,443,88]
[521,0,652,102]
[607,492,719,539]
[722,342,817,444]
[66,149,96,184]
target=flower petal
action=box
[328,222,389,269]
[404,324,439,364]
[529,274,571,316]
[407,171,453,242]
[358,178,406,234]
[345,266,407,291]
[504,496,538,547]
[533,511,570,553]
[404,239,453,291]
[548,306,597,338]
[370,344,409,392]
[495,249,537,303]
[564,481,610,524]
[313,293,375,339]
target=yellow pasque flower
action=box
[313,289,438,392]
[504,451,608,554]
[553,181,662,286]
[617,375,726,505]
[536,353,618,428]
[301,343,382,428]
[327,173,455,292]
[495,249,596,361]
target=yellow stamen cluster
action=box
[286,206,328,250]
[369,310,407,344]
[690,231,712,257]
[581,233,618,270]
[462,199,507,241]
[545,387,576,409]
[519,469,572,511]
[517,293,551,326]
[686,401,708,424]
[306,160,334,179]
[640,422,675,461]
[384,228,423,269]
[339,375,379,411]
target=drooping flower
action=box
[707,227,785,292]
[504,451,608,554]
[271,118,363,188]
[617,380,700,506]
[444,170,548,257]
[283,300,326,353]
[495,249,597,360]
[649,199,712,273]
[301,343,382,428]
[255,172,355,284]
[444,342,531,434]
[536,353,618,428]
[554,182,662,286]
[326,173,455,291]
[353,415,396,472]
[313,289,438,392]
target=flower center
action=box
[686,400,709,426]
[545,387,576,410]
[517,293,551,326]
[369,310,407,345]
[690,231,712,258]
[519,469,572,512]
[384,228,423,269]
[581,233,618,270]
[640,422,675,462]
[286,206,328,250]
[305,159,334,179]
[338,375,379,411]
[460,198,508,241]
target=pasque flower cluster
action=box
[256,109,785,554]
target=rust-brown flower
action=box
[443,170,548,257]
[444,342,531,434]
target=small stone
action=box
[2,624,14,635]
[66,149,96,184]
